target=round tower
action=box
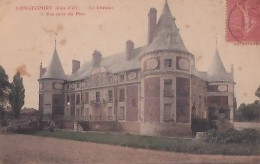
[38,39,66,118]
[140,1,193,136]
[207,48,235,123]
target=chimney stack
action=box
[39,62,46,77]
[92,50,102,67]
[126,40,134,61]
[72,60,80,74]
[148,7,157,45]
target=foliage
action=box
[256,85,260,98]
[191,119,217,136]
[78,121,90,131]
[235,101,260,122]
[19,130,260,155]
[9,72,25,119]
[0,65,9,108]
[202,128,260,144]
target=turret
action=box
[38,38,65,116]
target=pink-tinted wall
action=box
[126,85,138,121]
[144,77,160,122]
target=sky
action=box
[0,0,259,109]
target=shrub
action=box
[240,128,259,144]
[191,119,217,136]
[202,128,259,144]
[78,121,90,131]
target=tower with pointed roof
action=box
[207,45,235,123]
[38,38,66,116]
[140,0,195,134]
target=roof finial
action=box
[165,0,168,4]
[55,33,58,49]
[231,64,234,74]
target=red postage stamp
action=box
[227,0,260,43]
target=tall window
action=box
[164,80,173,97]
[119,89,125,102]
[85,92,89,104]
[96,92,100,102]
[76,94,80,105]
[108,90,113,102]
[66,94,70,105]
[85,108,89,120]
[118,107,125,120]
[163,104,171,121]
[165,59,172,68]
[108,107,113,120]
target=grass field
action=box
[20,130,260,156]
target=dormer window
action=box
[108,76,113,83]
[76,83,81,89]
[120,75,125,82]
[165,59,172,68]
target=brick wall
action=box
[144,77,160,122]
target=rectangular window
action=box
[85,108,89,120]
[96,92,100,102]
[165,59,172,67]
[118,107,125,120]
[108,90,113,102]
[163,104,171,121]
[85,92,89,104]
[76,94,80,105]
[119,89,125,102]
[108,107,113,120]
[164,80,174,97]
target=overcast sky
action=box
[0,0,259,109]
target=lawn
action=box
[20,130,260,156]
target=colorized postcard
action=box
[0,0,260,163]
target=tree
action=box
[0,65,9,123]
[255,85,260,98]
[9,72,25,118]
[0,65,9,107]
[236,101,260,122]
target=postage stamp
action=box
[226,0,260,44]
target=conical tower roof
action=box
[145,0,189,54]
[208,49,231,82]
[41,47,66,80]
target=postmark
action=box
[227,0,260,44]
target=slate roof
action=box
[68,46,147,81]
[41,48,66,80]
[144,1,189,54]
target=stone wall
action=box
[234,122,260,130]
[89,121,116,131]
[116,121,140,134]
